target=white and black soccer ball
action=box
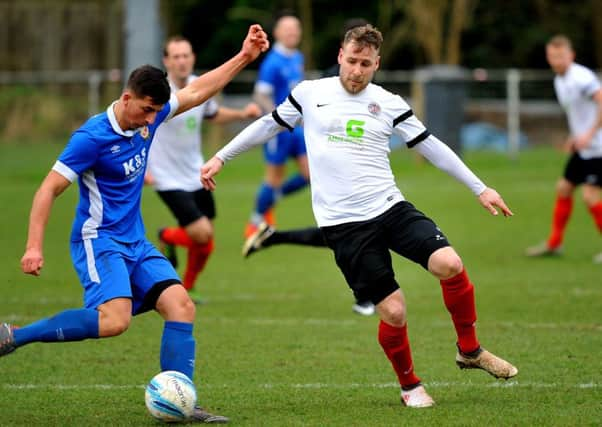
[145,370,197,422]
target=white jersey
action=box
[148,75,219,191]
[271,77,430,226]
[217,77,486,228]
[554,63,602,159]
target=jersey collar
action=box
[107,101,136,137]
[274,42,299,57]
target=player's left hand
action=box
[200,156,224,191]
[241,24,269,62]
[478,187,513,217]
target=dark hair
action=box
[343,24,383,52]
[163,35,191,57]
[126,65,171,105]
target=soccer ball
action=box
[145,370,197,422]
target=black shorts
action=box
[157,189,216,227]
[563,152,602,186]
[321,201,450,305]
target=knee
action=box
[99,313,131,337]
[186,221,213,245]
[160,292,196,323]
[429,249,464,280]
[378,299,407,326]
[582,189,600,207]
[172,297,196,322]
[556,179,574,197]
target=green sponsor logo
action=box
[186,116,197,131]
[346,119,365,137]
[327,119,365,145]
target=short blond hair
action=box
[343,24,383,52]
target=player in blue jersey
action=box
[245,11,309,237]
[0,24,269,424]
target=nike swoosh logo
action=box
[316,103,329,107]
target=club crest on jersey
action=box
[368,102,381,115]
[139,126,150,140]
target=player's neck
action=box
[112,101,130,132]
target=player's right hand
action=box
[21,248,44,276]
[241,24,269,61]
[200,157,224,191]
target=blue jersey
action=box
[256,44,304,105]
[53,97,179,243]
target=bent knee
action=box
[99,315,131,337]
[428,248,464,279]
[157,286,197,322]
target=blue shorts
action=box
[264,126,306,165]
[70,237,180,315]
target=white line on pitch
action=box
[3,381,599,391]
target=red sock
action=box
[588,202,602,232]
[183,239,215,290]
[547,196,573,249]
[162,227,194,248]
[377,321,420,388]
[440,269,479,354]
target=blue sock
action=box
[13,308,99,346]
[255,183,277,215]
[160,321,196,380]
[281,174,308,196]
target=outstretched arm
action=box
[201,114,287,190]
[21,170,71,276]
[174,25,269,116]
[209,103,262,125]
[414,135,513,217]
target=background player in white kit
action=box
[526,35,602,262]
[148,36,261,304]
[201,25,518,408]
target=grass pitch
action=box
[0,141,600,426]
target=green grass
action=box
[0,141,600,426]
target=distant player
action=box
[201,25,518,408]
[526,35,602,262]
[245,11,308,237]
[0,24,269,423]
[148,36,261,304]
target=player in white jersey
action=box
[0,25,269,423]
[200,25,518,409]
[526,35,602,262]
[148,36,261,304]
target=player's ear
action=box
[337,48,343,65]
[122,90,133,105]
[375,55,380,71]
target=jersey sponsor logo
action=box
[110,145,121,154]
[327,119,366,146]
[186,116,197,131]
[346,120,365,137]
[122,147,147,181]
[368,102,381,115]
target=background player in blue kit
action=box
[0,24,269,424]
[245,11,308,237]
